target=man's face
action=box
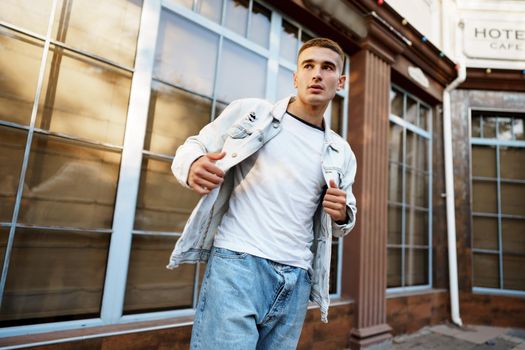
[294,46,346,107]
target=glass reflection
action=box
[405,96,417,125]
[500,147,525,180]
[0,127,27,223]
[280,19,298,62]
[0,227,8,277]
[406,170,428,208]
[224,0,249,36]
[0,228,109,326]
[389,89,403,119]
[0,29,44,126]
[387,205,402,245]
[330,95,343,135]
[0,0,53,35]
[387,247,401,287]
[155,10,219,97]
[502,219,525,255]
[406,131,427,171]
[249,2,271,48]
[405,208,428,245]
[216,39,266,102]
[498,118,512,141]
[134,157,201,232]
[473,253,499,288]
[472,216,498,250]
[276,67,295,101]
[501,183,525,216]
[503,255,525,291]
[388,123,403,164]
[513,118,524,140]
[18,134,121,229]
[472,146,496,178]
[404,248,428,286]
[36,46,132,146]
[52,0,143,67]
[472,181,497,214]
[419,105,429,131]
[388,163,402,204]
[471,115,481,138]
[483,117,497,138]
[145,82,211,156]
[199,0,222,23]
[124,234,195,314]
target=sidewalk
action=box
[392,324,525,350]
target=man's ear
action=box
[293,71,298,88]
[337,75,346,91]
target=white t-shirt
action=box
[214,112,325,271]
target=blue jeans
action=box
[190,247,312,350]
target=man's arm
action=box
[171,100,244,190]
[323,148,357,238]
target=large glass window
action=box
[387,87,432,291]
[471,110,525,294]
[0,0,142,328]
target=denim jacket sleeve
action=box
[171,99,244,188]
[332,144,357,238]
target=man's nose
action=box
[312,66,322,80]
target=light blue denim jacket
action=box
[167,96,357,323]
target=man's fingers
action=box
[195,167,223,185]
[202,161,225,178]
[194,177,220,190]
[325,187,345,197]
[206,151,226,161]
[329,179,338,188]
[323,193,346,204]
[323,200,345,211]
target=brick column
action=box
[343,16,405,350]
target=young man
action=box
[167,38,357,349]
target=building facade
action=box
[0,0,523,349]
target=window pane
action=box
[501,183,525,216]
[18,135,121,229]
[135,158,201,232]
[472,216,499,250]
[172,0,193,9]
[471,115,481,138]
[214,101,228,119]
[0,228,109,326]
[0,0,53,35]
[502,219,525,255]
[388,123,403,163]
[387,247,401,288]
[405,96,417,125]
[300,31,313,44]
[500,147,525,181]
[497,118,512,141]
[472,181,497,213]
[52,0,142,67]
[406,170,428,208]
[145,82,211,156]
[387,205,402,244]
[36,47,132,145]
[154,11,219,96]
[472,146,496,178]
[419,105,429,131]
[389,88,403,119]
[473,253,499,288]
[406,131,427,171]
[0,29,44,126]
[404,248,428,286]
[0,228,8,276]
[330,95,343,136]
[216,39,266,102]
[0,127,27,223]
[405,208,428,246]
[329,241,339,294]
[503,255,525,291]
[276,66,295,101]
[249,2,271,48]
[124,235,195,314]
[483,117,497,138]
[199,0,222,23]
[388,163,403,204]
[513,118,524,140]
[224,0,248,36]
[280,19,298,62]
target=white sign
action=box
[464,20,525,61]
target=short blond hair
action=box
[298,38,344,65]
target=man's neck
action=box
[286,98,328,129]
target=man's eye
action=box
[324,65,334,71]
[304,64,313,69]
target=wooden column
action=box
[343,16,405,350]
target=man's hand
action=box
[323,179,348,224]
[188,151,226,195]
